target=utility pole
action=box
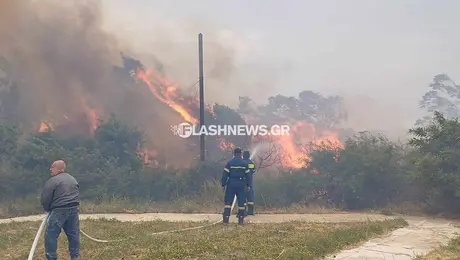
[198,33,205,161]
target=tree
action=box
[409,111,460,214]
[259,94,299,124]
[0,124,20,159]
[237,96,257,117]
[297,91,347,128]
[417,74,460,125]
[238,91,347,129]
[0,63,20,124]
[203,104,250,162]
[94,115,144,171]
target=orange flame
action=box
[207,104,216,119]
[86,109,98,133]
[141,148,158,165]
[274,122,343,169]
[39,122,52,132]
[33,62,343,171]
[217,137,235,151]
[136,69,198,125]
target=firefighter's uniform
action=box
[243,151,256,215]
[221,148,252,225]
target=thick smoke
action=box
[0,0,120,133]
[340,93,424,140]
[103,15,274,107]
[0,0,246,166]
[0,1,351,168]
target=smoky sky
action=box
[101,0,460,138]
[1,0,459,140]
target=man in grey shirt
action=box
[41,160,80,260]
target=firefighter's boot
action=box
[238,215,244,225]
[247,203,254,215]
[223,214,229,224]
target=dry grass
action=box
[0,196,344,219]
[0,218,407,259]
[1,195,431,220]
[414,235,460,260]
[377,201,428,217]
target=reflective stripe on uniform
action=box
[230,166,246,169]
[224,205,232,208]
[224,168,229,172]
[245,169,250,173]
[238,207,245,210]
[248,163,255,169]
[247,202,254,205]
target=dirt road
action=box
[2,213,459,259]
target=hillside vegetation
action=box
[1,110,459,218]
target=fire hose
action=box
[27,196,237,259]
[27,148,258,258]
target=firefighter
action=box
[221,147,252,225]
[243,150,256,215]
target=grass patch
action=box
[0,217,407,259]
[414,235,460,260]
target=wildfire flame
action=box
[217,137,235,151]
[141,148,158,166]
[38,108,99,135]
[249,122,344,169]
[275,122,343,169]
[207,104,217,118]
[134,67,344,169]
[86,108,98,134]
[39,121,52,132]
[136,69,199,125]
[33,58,343,170]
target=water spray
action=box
[249,142,270,160]
[249,145,258,160]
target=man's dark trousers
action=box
[45,207,79,260]
[223,180,247,219]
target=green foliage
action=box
[94,115,144,171]
[255,172,329,208]
[409,111,460,214]
[307,132,410,210]
[0,125,20,158]
[0,117,145,201]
